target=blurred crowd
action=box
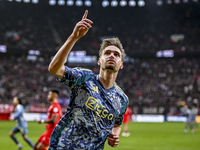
[0,55,200,115]
[0,2,200,114]
[119,58,200,114]
[0,3,200,56]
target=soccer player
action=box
[182,104,191,133]
[34,89,62,150]
[47,10,129,149]
[9,96,34,150]
[183,104,198,133]
[122,106,132,137]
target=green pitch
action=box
[0,121,199,150]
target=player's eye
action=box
[105,51,110,55]
[114,53,120,57]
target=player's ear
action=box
[98,58,101,66]
[120,62,123,69]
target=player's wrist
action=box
[69,34,79,41]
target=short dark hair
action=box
[15,96,22,104]
[99,37,126,62]
[50,89,60,96]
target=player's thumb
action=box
[109,132,115,137]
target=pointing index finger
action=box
[82,10,88,19]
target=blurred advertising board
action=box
[133,115,164,123]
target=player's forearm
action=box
[44,114,58,123]
[44,119,54,123]
[41,118,55,124]
[112,125,121,136]
[13,114,19,119]
[48,35,79,78]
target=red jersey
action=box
[46,102,62,131]
[123,107,132,120]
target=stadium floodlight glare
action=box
[129,0,136,7]
[183,0,189,3]
[84,0,92,7]
[192,0,198,2]
[49,0,56,5]
[58,0,65,5]
[174,0,180,4]
[111,0,118,7]
[166,0,172,4]
[67,0,74,6]
[23,0,30,3]
[76,0,83,6]
[102,0,109,7]
[138,0,145,7]
[120,0,127,7]
[32,0,39,4]
[156,0,163,6]
[16,0,22,2]
[7,0,13,2]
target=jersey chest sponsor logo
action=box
[85,96,114,120]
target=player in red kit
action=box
[34,89,62,150]
[122,107,132,137]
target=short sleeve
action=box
[53,107,58,113]
[56,66,94,88]
[49,106,59,117]
[114,96,129,126]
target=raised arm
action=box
[48,10,93,79]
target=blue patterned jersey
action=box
[48,67,129,150]
[13,104,27,128]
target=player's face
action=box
[47,91,53,102]
[98,46,123,72]
[13,97,18,106]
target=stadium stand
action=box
[0,1,200,115]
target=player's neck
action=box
[50,99,57,105]
[99,70,117,89]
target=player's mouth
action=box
[106,59,115,64]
